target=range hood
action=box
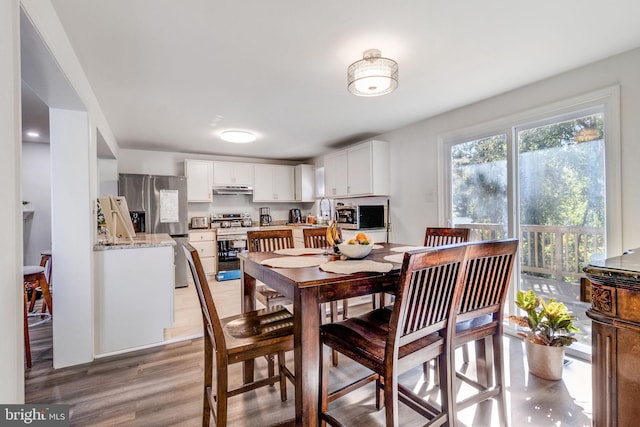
[213,185,253,195]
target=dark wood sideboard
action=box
[584,249,640,427]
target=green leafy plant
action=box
[508,289,579,347]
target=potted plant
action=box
[508,289,579,380]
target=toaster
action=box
[190,216,209,229]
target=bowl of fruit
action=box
[338,233,374,259]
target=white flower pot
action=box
[525,340,565,381]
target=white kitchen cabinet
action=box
[212,161,254,187]
[324,150,348,197]
[295,164,315,202]
[253,164,295,202]
[94,245,175,355]
[188,230,216,276]
[324,140,390,198]
[185,159,213,202]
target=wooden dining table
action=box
[238,242,408,426]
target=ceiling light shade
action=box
[347,49,398,97]
[220,130,256,143]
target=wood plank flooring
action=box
[25,281,593,426]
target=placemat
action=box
[383,253,404,264]
[273,248,327,256]
[320,260,393,274]
[390,246,426,253]
[261,256,328,268]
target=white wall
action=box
[21,142,52,265]
[369,47,640,250]
[0,0,24,404]
[97,158,118,197]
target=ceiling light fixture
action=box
[26,131,40,138]
[347,49,398,97]
[220,130,256,143]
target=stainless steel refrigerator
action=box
[119,173,189,288]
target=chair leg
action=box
[330,301,339,366]
[462,342,470,364]
[23,293,31,368]
[493,334,508,427]
[342,299,348,318]
[320,342,329,424]
[202,339,213,427]
[278,351,287,402]
[38,272,53,317]
[384,372,399,426]
[267,354,275,380]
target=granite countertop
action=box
[94,233,176,251]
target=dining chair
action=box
[424,227,470,248]
[246,229,295,377]
[302,226,348,366]
[247,229,295,310]
[319,244,469,426]
[453,238,518,427]
[423,227,471,375]
[184,243,294,427]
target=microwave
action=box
[336,205,385,230]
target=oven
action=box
[211,213,254,281]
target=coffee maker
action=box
[289,208,302,224]
[259,207,272,226]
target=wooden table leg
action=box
[295,287,320,426]
[241,267,257,384]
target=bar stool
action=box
[24,266,53,316]
[23,265,52,368]
[27,250,52,314]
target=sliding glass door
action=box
[447,107,606,353]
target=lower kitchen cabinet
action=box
[94,245,175,355]
[188,230,216,276]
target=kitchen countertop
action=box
[94,233,176,251]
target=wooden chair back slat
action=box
[302,227,342,248]
[391,245,468,348]
[424,227,470,247]
[247,229,294,252]
[458,240,518,321]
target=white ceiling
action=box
[25,0,640,160]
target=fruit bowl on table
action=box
[337,233,374,259]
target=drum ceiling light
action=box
[347,49,398,97]
[220,130,256,143]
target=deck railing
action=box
[455,223,605,282]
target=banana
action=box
[326,222,335,246]
[332,222,341,245]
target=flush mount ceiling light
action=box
[220,130,256,143]
[347,49,398,97]
[26,131,40,137]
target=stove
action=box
[211,213,253,229]
[211,213,254,281]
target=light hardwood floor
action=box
[25,280,593,426]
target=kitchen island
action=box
[584,248,640,427]
[94,233,176,356]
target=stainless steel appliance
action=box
[210,213,257,281]
[190,216,209,229]
[119,173,189,288]
[336,204,385,230]
[289,208,302,224]
[259,207,272,226]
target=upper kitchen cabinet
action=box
[324,140,390,198]
[253,164,295,202]
[185,159,213,202]
[295,164,315,202]
[212,161,254,187]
